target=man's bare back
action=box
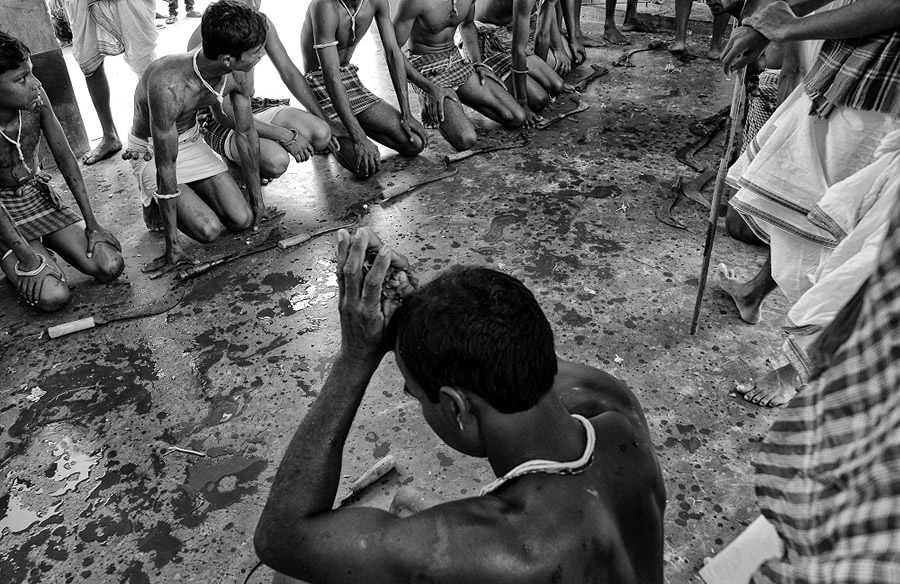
[255,231,664,584]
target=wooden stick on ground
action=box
[689,67,748,335]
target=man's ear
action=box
[438,386,471,422]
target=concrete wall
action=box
[0,0,89,156]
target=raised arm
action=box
[255,229,527,583]
[39,87,120,258]
[374,0,428,146]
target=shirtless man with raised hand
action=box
[473,0,567,125]
[124,0,280,275]
[187,0,342,183]
[300,0,428,179]
[393,0,526,151]
[255,227,665,584]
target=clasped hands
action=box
[335,227,417,363]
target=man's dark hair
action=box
[390,266,558,414]
[201,0,268,60]
[0,31,31,76]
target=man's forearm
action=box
[0,203,40,267]
[385,48,415,117]
[785,0,900,39]
[235,129,264,209]
[325,73,369,142]
[258,351,380,530]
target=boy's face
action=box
[230,44,266,72]
[0,58,42,111]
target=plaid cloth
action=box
[408,48,475,127]
[471,23,514,79]
[805,30,900,119]
[304,64,382,120]
[199,96,291,157]
[742,69,780,155]
[752,184,900,583]
[0,173,81,254]
[408,48,474,94]
[498,11,539,57]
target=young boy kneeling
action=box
[0,32,123,312]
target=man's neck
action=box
[193,51,230,82]
[480,396,587,478]
[0,108,20,128]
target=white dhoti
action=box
[784,130,900,381]
[130,124,229,207]
[728,86,900,304]
[64,0,158,77]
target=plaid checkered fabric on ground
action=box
[198,97,291,157]
[473,23,513,78]
[0,174,81,254]
[752,184,900,583]
[304,65,382,120]
[805,30,900,119]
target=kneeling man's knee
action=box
[224,206,254,233]
[261,150,291,179]
[398,134,426,157]
[37,278,70,313]
[309,120,332,151]
[94,249,125,283]
[450,128,477,152]
[502,107,526,129]
[194,218,226,243]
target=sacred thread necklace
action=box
[192,49,227,116]
[337,0,366,42]
[0,111,33,177]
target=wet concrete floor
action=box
[0,2,789,582]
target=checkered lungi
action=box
[199,96,292,158]
[752,186,900,583]
[408,48,476,127]
[0,173,81,254]
[304,64,382,120]
[408,48,474,94]
[498,11,539,56]
[471,23,513,80]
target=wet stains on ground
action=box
[0,25,791,584]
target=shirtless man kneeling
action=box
[393,0,526,150]
[255,227,666,584]
[187,0,341,184]
[125,0,280,274]
[472,0,568,125]
[300,0,428,179]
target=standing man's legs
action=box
[708,13,730,59]
[603,0,629,45]
[670,0,692,53]
[82,60,123,165]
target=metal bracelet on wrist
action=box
[15,253,47,277]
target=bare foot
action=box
[581,34,605,47]
[707,40,725,60]
[622,15,656,33]
[82,138,123,166]
[735,364,800,407]
[603,26,630,45]
[669,39,687,54]
[143,200,164,232]
[716,263,764,324]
